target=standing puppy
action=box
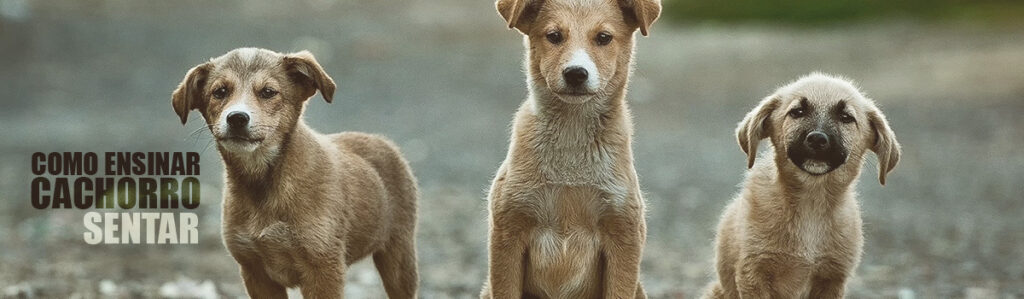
[703,73,901,299]
[171,48,418,298]
[482,0,660,298]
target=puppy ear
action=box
[496,0,542,33]
[867,108,901,185]
[171,63,211,125]
[736,95,780,168]
[284,50,336,103]
[620,0,661,36]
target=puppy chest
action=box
[225,222,303,287]
[796,218,827,257]
[790,211,851,261]
[526,228,602,297]
[523,186,606,297]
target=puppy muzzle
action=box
[787,130,847,175]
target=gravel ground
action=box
[1,0,1023,298]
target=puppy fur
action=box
[703,73,901,299]
[172,48,418,298]
[482,0,660,298]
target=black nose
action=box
[804,131,830,150]
[563,67,588,86]
[227,111,249,128]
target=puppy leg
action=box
[808,277,847,299]
[373,235,419,299]
[735,260,772,299]
[808,261,850,299]
[484,225,527,299]
[483,172,528,299]
[600,212,645,299]
[736,253,808,299]
[299,258,345,299]
[704,250,739,299]
[239,263,287,298]
[705,269,739,299]
[634,282,647,299]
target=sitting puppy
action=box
[703,73,901,299]
[171,48,419,298]
[481,0,662,298]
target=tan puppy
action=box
[703,73,901,299]
[171,48,418,298]
[482,0,660,298]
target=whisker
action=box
[201,139,216,154]
[189,125,213,137]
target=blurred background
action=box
[1,0,1023,298]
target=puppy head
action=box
[171,48,335,154]
[737,73,901,185]
[496,0,661,104]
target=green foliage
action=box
[662,0,1024,24]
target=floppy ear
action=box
[736,95,780,168]
[284,51,336,103]
[620,0,661,36]
[496,0,543,33]
[867,108,901,185]
[171,63,211,125]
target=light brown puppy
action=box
[171,48,418,298]
[703,73,901,299]
[482,0,660,298]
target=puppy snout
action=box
[804,131,830,150]
[563,67,589,87]
[227,111,250,129]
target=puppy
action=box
[702,73,901,299]
[482,0,660,298]
[171,48,418,298]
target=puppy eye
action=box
[838,112,855,123]
[546,31,563,44]
[212,87,229,100]
[258,87,278,99]
[595,32,613,46]
[788,108,806,118]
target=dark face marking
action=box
[784,98,851,175]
